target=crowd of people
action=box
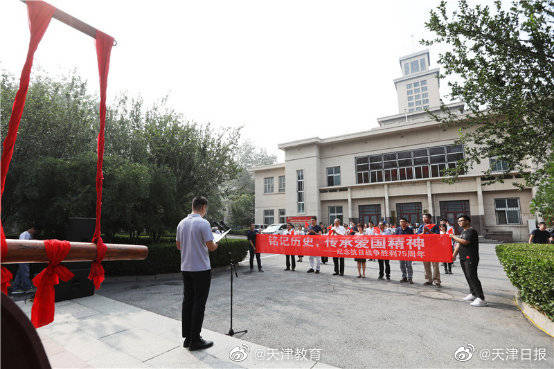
[246,212,554,309]
[271,215,461,286]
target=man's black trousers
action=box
[378,259,390,277]
[460,256,484,300]
[249,245,262,270]
[182,270,211,341]
[333,257,344,274]
[285,255,296,269]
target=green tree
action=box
[423,0,554,220]
[10,154,96,239]
[530,152,554,222]
[229,193,255,228]
[225,141,277,227]
[1,70,245,237]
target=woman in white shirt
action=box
[354,223,366,278]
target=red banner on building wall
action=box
[256,234,453,262]
[286,216,313,225]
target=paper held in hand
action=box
[213,229,231,243]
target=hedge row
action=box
[103,238,249,276]
[496,243,554,321]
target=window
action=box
[495,198,520,225]
[355,157,369,183]
[410,60,419,73]
[490,158,510,172]
[355,145,463,184]
[297,170,304,213]
[406,82,427,110]
[278,175,286,192]
[326,166,341,186]
[278,209,286,223]
[328,206,343,225]
[264,177,274,193]
[404,63,409,75]
[263,209,274,225]
[419,58,426,71]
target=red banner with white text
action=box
[256,234,453,262]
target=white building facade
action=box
[253,51,533,242]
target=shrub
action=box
[103,238,249,276]
[496,243,554,321]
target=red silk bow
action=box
[1,267,13,295]
[31,240,74,328]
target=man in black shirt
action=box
[284,223,296,271]
[246,224,263,272]
[451,215,486,307]
[319,222,328,264]
[529,222,552,244]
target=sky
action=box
[0,0,490,161]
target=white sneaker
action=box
[463,294,477,301]
[470,298,487,307]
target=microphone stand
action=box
[217,223,247,337]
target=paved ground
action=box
[16,295,335,368]
[100,244,553,368]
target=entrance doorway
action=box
[359,204,381,225]
[396,202,422,226]
[440,200,470,225]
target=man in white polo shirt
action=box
[177,196,218,351]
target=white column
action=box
[476,177,485,216]
[384,184,390,219]
[426,181,434,215]
[347,187,353,220]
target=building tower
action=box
[394,50,441,114]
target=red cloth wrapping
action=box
[1,267,13,295]
[88,30,113,289]
[0,1,55,295]
[88,237,107,289]
[1,227,12,294]
[31,240,74,328]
